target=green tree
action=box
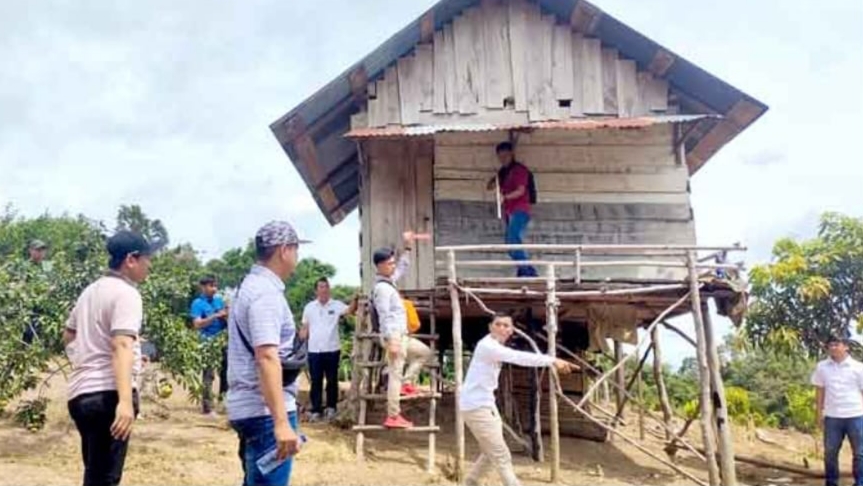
[747,212,863,356]
[115,204,169,247]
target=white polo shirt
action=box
[811,356,863,418]
[302,299,348,353]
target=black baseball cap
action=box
[107,231,161,261]
[373,247,395,266]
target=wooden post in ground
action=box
[448,250,465,481]
[637,371,645,441]
[651,326,674,441]
[353,300,368,462]
[427,293,438,474]
[703,300,738,485]
[614,340,626,425]
[545,264,560,483]
[687,251,720,486]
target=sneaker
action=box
[383,414,413,429]
[324,408,337,421]
[400,383,419,397]
[204,411,218,419]
[308,412,322,423]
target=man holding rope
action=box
[460,313,574,486]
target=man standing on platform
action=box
[300,277,357,422]
[372,231,434,429]
[487,142,538,278]
[812,333,863,486]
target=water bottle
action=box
[255,434,308,475]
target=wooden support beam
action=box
[614,340,625,424]
[652,326,674,442]
[427,293,438,474]
[703,300,738,485]
[662,321,697,347]
[614,343,654,423]
[448,250,465,481]
[545,264,560,482]
[688,251,721,486]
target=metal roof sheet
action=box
[345,115,715,139]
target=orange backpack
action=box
[371,281,421,334]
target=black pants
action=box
[202,345,228,413]
[308,351,340,414]
[68,390,140,486]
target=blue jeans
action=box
[232,412,299,486]
[505,211,537,277]
[824,416,863,486]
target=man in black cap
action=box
[811,332,863,486]
[227,220,308,486]
[371,231,434,429]
[62,230,159,486]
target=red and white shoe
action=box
[383,414,414,429]
[400,383,419,397]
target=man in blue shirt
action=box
[190,275,228,416]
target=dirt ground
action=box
[0,371,843,486]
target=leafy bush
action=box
[786,385,817,433]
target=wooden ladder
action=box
[352,293,441,473]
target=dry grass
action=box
[0,371,844,486]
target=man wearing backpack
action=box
[487,141,538,277]
[371,231,434,429]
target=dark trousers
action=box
[308,351,341,414]
[202,345,228,413]
[824,415,863,486]
[68,390,140,486]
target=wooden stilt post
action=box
[637,371,645,441]
[448,250,465,481]
[545,264,560,483]
[651,326,674,442]
[353,300,368,463]
[703,300,738,485]
[687,251,720,486]
[614,340,626,425]
[427,293,438,474]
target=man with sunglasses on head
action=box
[63,230,158,486]
[227,220,308,486]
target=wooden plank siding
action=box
[432,126,695,281]
[351,0,679,130]
[360,139,435,291]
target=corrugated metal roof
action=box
[345,115,715,139]
[269,0,768,226]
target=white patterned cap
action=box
[254,220,311,248]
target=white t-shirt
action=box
[811,356,863,418]
[302,299,348,353]
[459,334,555,412]
[65,274,143,400]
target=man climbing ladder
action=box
[371,230,435,429]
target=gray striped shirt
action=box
[226,264,298,421]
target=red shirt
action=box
[499,162,531,217]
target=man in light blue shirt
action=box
[190,275,228,415]
[227,220,309,486]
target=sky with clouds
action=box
[2,0,861,366]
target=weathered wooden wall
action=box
[433,125,696,280]
[357,0,671,129]
[359,139,435,291]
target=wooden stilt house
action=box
[271,1,765,485]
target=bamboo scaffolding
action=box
[545,264,560,482]
[449,260,740,270]
[577,291,693,408]
[435,243,745,253]
[454,282,707,462]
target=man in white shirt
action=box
[811,334,863,486]
[460,314,574,486]
[300,277,357,422]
